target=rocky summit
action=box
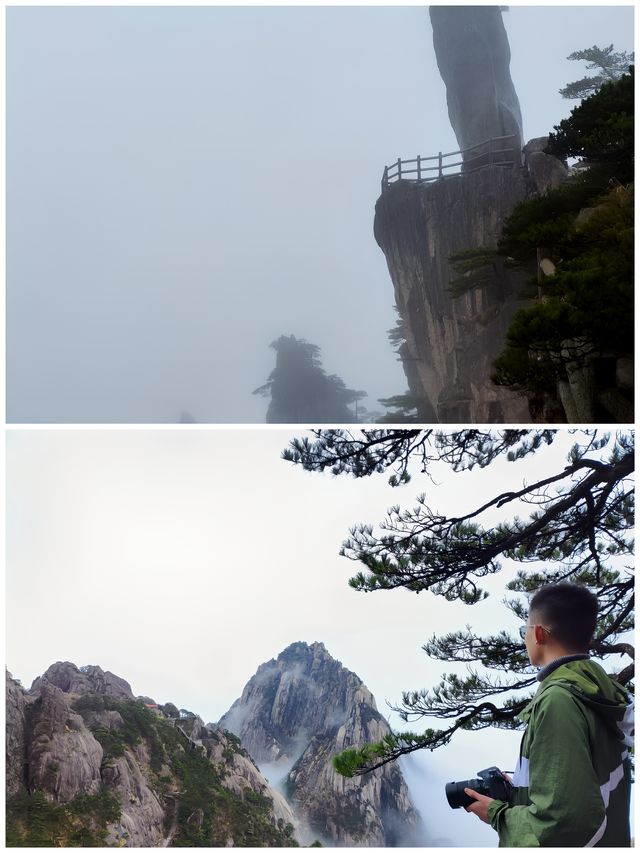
[7,649,425,847]
[219,641,425,846]
[6,665,297,847]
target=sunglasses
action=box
[519,624,553,639]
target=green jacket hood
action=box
[522,658,632,741]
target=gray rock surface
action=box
[430,6,523,164]
[101,741,166,847]
[375,165,533,422]
[7,661,297,847]
[6,671,30,796]
[523,137,569,192]
[168,713,298,833]
[375,132,573,424]
[220,641,424,847]
[27,682,104,803]
[31,661,134,701]
[206,725,297,830]
[375,9,579,423]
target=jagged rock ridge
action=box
[6,664,297,847]
[219,641,425,847]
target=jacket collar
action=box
[536,653,590,682]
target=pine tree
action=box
[491,70,634,419]
[283,429,634,775]
[560,44,634,100]
[548,68,634,182]
[254,335,366,424]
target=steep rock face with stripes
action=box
[375,149,569,423]
[375,163,531,423]
[375,6,568,424]
[6,671,29,798]
[219,641,425,847]
[5,663,296,847]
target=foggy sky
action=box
[6,428,633,845]
[6,5,634,423]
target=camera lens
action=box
[445,778,481,809]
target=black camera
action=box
[445,766,512,809]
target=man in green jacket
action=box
[464,582,633,847]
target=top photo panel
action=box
[6,6,634,425]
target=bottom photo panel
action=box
[6,428,634,848]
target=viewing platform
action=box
[381,134,521,192]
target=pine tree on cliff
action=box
[492,69,634,421]
[282,429,634,775]
[254,335,366,424]
[560,44,634,100]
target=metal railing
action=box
[381,134,521,192]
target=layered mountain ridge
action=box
[6,663,296,847]
[6,646,425,847]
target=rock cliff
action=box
[376,141,570,422]
[6,671,29,798]
[6,665,297,847]
[219,641,424,846]
[375,7,572,423]
[31,662,135,701]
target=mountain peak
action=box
[30,661,134,701]
[219,642,423,846]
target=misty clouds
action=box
[7,6,633,422]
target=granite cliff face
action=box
[375,149,570,423]
[31,662,135,701]
[375,7,572,423]
[219,642,424,846]
[377,164,525,422]
[6,671,29,798]
[6,664,297,847]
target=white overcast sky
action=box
[6,427,633,845]
[6,4,634,423]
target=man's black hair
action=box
[529,583,598,652]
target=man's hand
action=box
[464,788,494,824]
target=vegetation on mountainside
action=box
[376,393,423,423]
[491,69,633,417]
[447,247,507,298]
[283,429,634,776]
[7,698,297,848]
[377,309,439,423]
[548,66,634,181]
[6,788,121,847]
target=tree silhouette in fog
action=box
[254,335,366,424]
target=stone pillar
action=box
[430,6,523,166]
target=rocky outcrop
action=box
[207,727,296,829]
[523,137,568,192]
[375,8,578,423]
[220,641,424,846]
[27,682,104,803]
[6,671,30,797]
[430,7,523,164]
[31,662,134,701]
[7,661,298,847]
[375,164,530,422]
[375,137,571,423]
[101,741,166,847]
